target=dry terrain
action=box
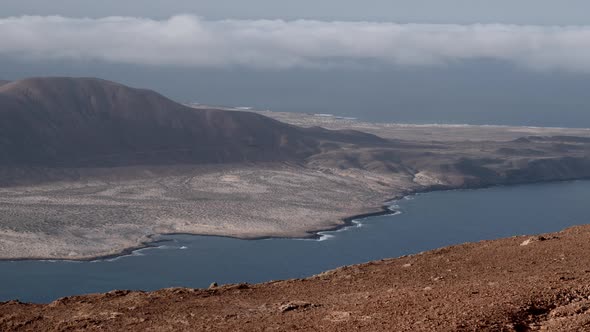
[0,164,410,260]
[1,130,589,260]
[3,225,590,331]
[0,77,589,261]
[249,109,590,142]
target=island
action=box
[0,77,589,261]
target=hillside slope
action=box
[0,77,329,167]
[3,225,590,331]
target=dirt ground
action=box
[3,225,590,331]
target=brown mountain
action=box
[0,77,381,167]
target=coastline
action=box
[0,204,402,263]
[8,223,590,330]
[3,176,590,263]
[1,110,589,262]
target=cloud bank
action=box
[1,15,590,71]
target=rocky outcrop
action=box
[307,137,590,189]
[505,156,590,183]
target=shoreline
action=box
[3,177,589,263]
[240,107,590,131]
[0,205,403,263]
[8,223,590,330]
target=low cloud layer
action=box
[1,15,590,71]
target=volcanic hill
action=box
[0,77,382,168]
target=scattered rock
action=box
[520,236,548,246]
[105,290,131,297]
[325,311,352,322]
[279,301,316,313]
[209,282,218,289]
[227,283,250,290]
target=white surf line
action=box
[90,243,191,263]
[298,203,404,242]
[93,203,406,260]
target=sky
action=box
[2,1,590,127]
[3,0,590,24]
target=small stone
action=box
[279,302,313,313]
[521,236,550,246]
[209,282,218,289]
[280,303,299,313]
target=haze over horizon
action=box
[2,1,590,127]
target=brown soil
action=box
[3,226,590,331]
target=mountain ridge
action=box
[0,77,328,167]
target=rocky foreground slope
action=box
[3,225,590,331]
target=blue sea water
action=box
[1,180,588,303]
